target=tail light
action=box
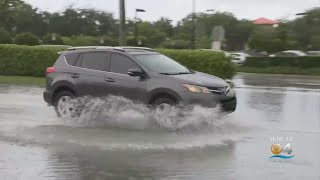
[46,67,56,76]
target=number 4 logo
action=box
[282,143,293,155]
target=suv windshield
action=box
[134,54,191,75]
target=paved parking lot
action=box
[0,73,319,180]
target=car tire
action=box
[152,97,176,107]
[53,90,76,118]
[152,97,182,130]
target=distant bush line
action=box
[238,57,320,75]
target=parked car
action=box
[270,50,307,57]
[201,49,231,58]
[43,46,237,118]
[243,50,269,57]
[231,52,250,64]
[307,51,320,56]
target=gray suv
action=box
[43,46,236,117]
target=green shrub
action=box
[62,36,98,46]
[99,37,119,46]
[0,44,63,76]
[244,57,320,68]
[14,32,39,46]
[43,33,64,45]
[0,44,235,79]
[237,66,320,76]
[157,49,235,79]
[0,28,12,44]
[196,37,211,49]
[239,57,320,75]
[127,36,147,46]
[161,39,190,49]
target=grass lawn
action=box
[237,66,320,76]
[0,75,45,86]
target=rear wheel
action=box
[53,91,76,118]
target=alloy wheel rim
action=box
[57,96,74,118]
[157,103,172,111]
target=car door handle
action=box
[105,77,115,82]
[70,73,80,79]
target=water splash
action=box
[0,94,257,151]
[60,96,247,133]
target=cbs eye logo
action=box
[270,143,295,159]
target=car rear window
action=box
[65,53,79,66]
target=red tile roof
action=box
[252,17,279,25]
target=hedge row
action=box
[0,45,65,77]
[237,66,320,76]
[157,49,235,79]
[243,57,320,68]
[0,44,235,79]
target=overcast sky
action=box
[24,0,320,22]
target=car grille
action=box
[207,86,230,95]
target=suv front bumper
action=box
[180,89,237,112]
[219,96,237,112]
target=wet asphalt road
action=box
[0,73,320,180]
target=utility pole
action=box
[119,0,126,46]
[191,0,196,49]
[134,10,138,46]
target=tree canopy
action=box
[0,0,320,51]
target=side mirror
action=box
[127,68,145,77]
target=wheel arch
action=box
[51,82,77,104]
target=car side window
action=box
[81,52,109,71]
[110,53,139,74]
[75,55,82,67]
[65,52,79,66]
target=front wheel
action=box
[152,97,182,130]
[53,91,76,118]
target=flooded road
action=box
[0,73,320,180]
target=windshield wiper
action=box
[176,72,192,75]
[159,72,192,75]
[159,72,176,75]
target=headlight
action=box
[182,84,211,94]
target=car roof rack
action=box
[67,46,125,52]
[116,46,155,52]
[67,46,155,52]
[67,46,112,50]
